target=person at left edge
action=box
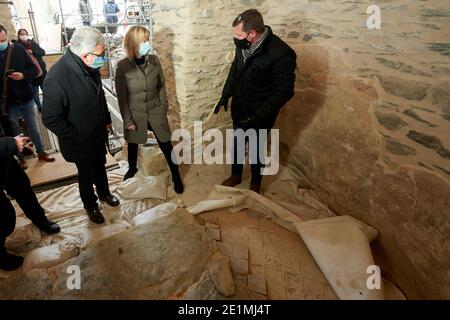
[15,28,48,112]
[42,27,120,224]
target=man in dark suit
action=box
[42,27,120,224]
[215,9,297,193]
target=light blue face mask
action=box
[0,42,8,51]
[90,55,108,69]
[139,41,152,57]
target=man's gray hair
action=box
[70,27,105,56]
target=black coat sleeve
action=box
[42,77,80,143]
[251,49,297,125]
[221,49,240,100]
[102,91,112,125]
[31,41,46,58]
[0,107,20,137]
[16,44,38,82]
[0,137,18,159]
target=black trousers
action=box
[0,158,47,250]
[127,122,179,176]
[74,156,110,211]
[231,123,266,184]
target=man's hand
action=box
[213,97,229,114]
[126,124,137,131]
[8,72,24,81]
[26,49,33,54]
[14,136,30,153]
[106,123,113,134]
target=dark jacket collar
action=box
[247,25,273,59]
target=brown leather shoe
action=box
[221,175,242,187]
[250,181,261,194]
[38,152,55,162]
[19,158,28,170]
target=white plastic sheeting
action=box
[132,202,178,226]
[22,238,79,272]
[115,175,168,200]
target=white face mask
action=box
[19,35,29,42]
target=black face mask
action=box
[234,32,252,49]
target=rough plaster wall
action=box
[271,0,450,300]
[152,0,252,131]
[152,0,450,299]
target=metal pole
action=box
[28,2,39,44]
[98,0,154,95]
[101,0,114,91]
[58,0,68,48]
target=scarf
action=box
[242,27,270,63]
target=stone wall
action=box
[151,0,450,299]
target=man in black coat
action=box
[0,107,60,271]
[215,9,297,193]
[42,27,120,224]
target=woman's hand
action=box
[127,124,137,131]
[14,136,30,153]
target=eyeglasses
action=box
[88,51,107,58]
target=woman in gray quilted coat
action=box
[115,26,183,194]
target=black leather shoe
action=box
[35,218,61,234]
[172,173,184,194]
[100,194,120,207]
[123,167,138,181]
[250,181,262,194]
[0,248,24,271]
[86,207,105,224]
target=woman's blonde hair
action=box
[123,26,150,59]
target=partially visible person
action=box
[0,24,54,169]
[105,0,120,24]
[16,28,48,112]
[42,27,120,224]
[214,9,297,194]
[115,26,184,194]
[79,0,92,27]
[0,105,60,271]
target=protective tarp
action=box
[114,175,168,200]
[22,238,79,272]
[132,202,178,226]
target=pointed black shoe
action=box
[99,194,120,207]
[35,218,61,234]
[86,207,105,224]
[0,248,24,271]
[123,167,138,181]
[172,173,184,194]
